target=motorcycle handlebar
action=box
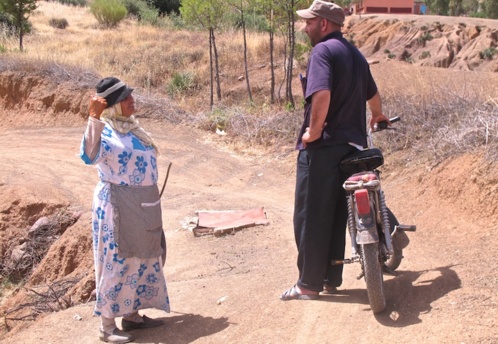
[375,116,401,131]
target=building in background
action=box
[350,0,427,15]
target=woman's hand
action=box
[89,95,107,120]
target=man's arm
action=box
[302,89,330,146]
[368,91,390,130]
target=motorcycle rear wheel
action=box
[361,243,386,313]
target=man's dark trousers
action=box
[293,144,356,292]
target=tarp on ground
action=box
[191,207,269,236]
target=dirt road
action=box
[0,117,497,344]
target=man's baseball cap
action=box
[296,0,345,26]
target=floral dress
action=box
[80,123,170,318]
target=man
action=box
[281,0,390,300]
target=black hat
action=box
[96,77,134,108]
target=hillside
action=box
[347,14,498,72]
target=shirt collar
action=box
[319,31,343,44]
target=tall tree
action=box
[484,0,498,18]
[181,0,224,109]
[253,0,276,104]
[285,0,297,108]
[425,0,450,15]
[449,0,463,15]
[230,0,253,103]
[148,0,180,15]
[0,0,36,51]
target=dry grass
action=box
[371,62,498,162]
[1,1,497,163]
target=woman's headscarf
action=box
[101,103,159,154]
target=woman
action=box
[80,77,169,343]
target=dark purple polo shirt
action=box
[296,31,378,150]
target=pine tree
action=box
[0,0,37,51]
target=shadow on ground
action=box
[129,312,231,343]
[375,265,461,327]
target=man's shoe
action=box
[322,285,338,294]
[99,328,134,343]
[121,315,164,331]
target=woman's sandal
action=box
[280,285,319,301]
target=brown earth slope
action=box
[346,14,498,72]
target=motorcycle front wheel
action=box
[361,243,386,314]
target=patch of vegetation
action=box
[0,12,16,34]
[420,51,431,59]
[166,71,196,96]
[294,41,311,67]
[56,0,87,6]
[387,53,396,59]
[384,49,390,54]
[479,47,497,60]
[418,32,434,47]
[123,0,160,25]
[0,208,79,284]
[206,107,232,131]
[433,21,443,31]
[48,18,69,29]
[469,12,487,18]
[3,277,81,323]
[90,0,127,28]
[377,87,498,163]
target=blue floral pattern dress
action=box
[80,123,170,318]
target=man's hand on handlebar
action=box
[369,114,391,131]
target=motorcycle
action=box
[334,116,416,314]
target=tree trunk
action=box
[242,7,253,103]
[212,30,222,101]
[269,9,275,104]
[18,8,24,52]
[209,28,214,110]
[286,5,295,108]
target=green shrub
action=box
[479,47,497,60]
[158,12,185,29]
[418,32,433,47]
[420,51,431,59]
[388,53,396,59]
[90,0,128,28]
[207,107,231,131]
[220,9,268,32]
[167,71,196,95]
[0,13,32,37]
[122,0,159,25]
[56,0,87,6]
[48,18,69,29]
[469,12,487,18]
[0,12,16,35]
[384,49,390,54]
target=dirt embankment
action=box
[346,14,498,72]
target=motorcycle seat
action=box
[340,148,384,175]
